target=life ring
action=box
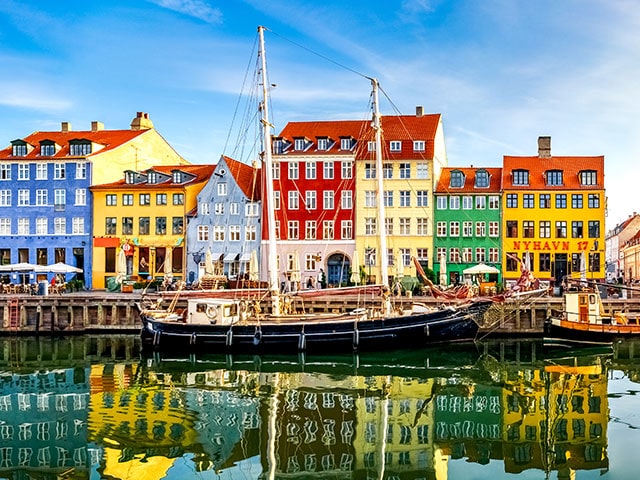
[205,305,218,320]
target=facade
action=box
[91,164,214,290]
[501,137,606,287]
[434,167,502,286]
[272,121,358,287]
[185,156,261,285]
[0,112,187,288]
[605,213,640,282]
[620,229,640,284]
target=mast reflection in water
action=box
[0,335,637,479]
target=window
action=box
[18,218,29,235]
[449,248,460,263]
[76,162,87,179]
[230,202,239,215]
[489,195,500,209]
[523,194,535,208]
[245,202,259,217]
[546,170,563,186]
[555,194,567,209]
[384,191,393,207]
[416,190,428,207]
[306,221,317,240]
[306,161,316,179]
[462,248,472,262]
[323,161,334,179]
[323,191,334,210]
[139,217,150,235]
[365,218,377,235]
[437,197,447,210]
[341,190,352,209]
[399,191,410,207]
[36,163,47,180]
[18,164,29,180]
[122,217,133,235]
[213,225,225,241]
[214,202,224,215]
[437,221,447,237]
[69,141,91,155]
[288,191,299,210]
[54,189,65,209]
[342,220,352,239]
[506,253,519,272]
[36,217,47,234]
[155,217,166,235]
[399,163,410,179]
[462,196,473,209]
[139,193,150,206]
[106,194,117,206]
[172,217,184,234]
[245,225,257,241]
[555,221,567,238]
[75,189,86,206]
[122,194,133,206]
[588,194,600,208]
[0,190,10,207]
[417,218,429,235]
[36,189,47,205]
[450,170,464,188]
[475,196,486,209]
[341,160,353,179]
[0,165,10,180]
[382,164,393,178]
[506,194,518,208]
[475,169,489,187]
[385,218,394,237]
[512,169,529,185]
[229,225,241,241]
[54,163,66,179]
[572,194,583,209]
[0,218,10,235]
[450,221,460,237]
[540,193,551,208]
[288,221,299,240]
[303,190,317,210]
[572,221,583,238]
[288,162,299,180]
[506,221,518,238]
[489,221,499,237]
[365,191,376,208]
[173,193,184,205]
[340,138,353,150]
[522,220,534,238]
[365,163,376,179]
[539,221,551,238]
[413,140,425,151]
[217,183,227,196]
[580,170,597,185]
[588,221,600,238]
[197,225,209,241]
[489,248,499,263]
[589,252,601,272]
[476,221,486,237]
[317,138,328,151]
[72,217,84,234]
[399,218,411,235]
[462,221,473,237]
[294,138,306,151]
[390,140,402,151]
[475,248,486,263]
[323,220,334,240]
[416,163,429,179]
[105,217,116,235]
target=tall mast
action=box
[371,78,389,287]
[259,25,281,315]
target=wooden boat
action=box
[138,26,496,353]
[546,283,640,344]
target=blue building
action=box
[185,156,261,285]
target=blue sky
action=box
[0,0,637,227]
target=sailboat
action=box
[138,26,495,353]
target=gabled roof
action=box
[0,129,148,160]
[276,113,441,160]
[435,167,502,193]
[502,155,604,190]
[91,164,215,190]
[219,155,261,202]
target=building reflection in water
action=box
[0,336,618,479]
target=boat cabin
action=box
[187,298,240,325]
[565,291,605,324]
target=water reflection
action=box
[0,335,633,479]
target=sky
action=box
[0,0,638,229]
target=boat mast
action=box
[371,78,389,288]
[258,25,281,316]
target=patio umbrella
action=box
[350,250,360,284]
[46,262,83,274]
[248,250,259,281]
[580,251,587,281]
[396,251,405,278]
[204,247,214,275]
[289,251,301,283]
[463,263,500,275]
[115,249,127,284]
[439,254,447,286]
[0,262,47,272]
[164,247,173,275]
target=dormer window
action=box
[40,141,56,157]
[340,137,354,150]
[450,170,465,188]
[580,170,597,186]
[317,137,329,151]
[294,138,307,151]
[125,171,136,184]
[273,139,284,154]
[69,140,92,156]
[512,169,529,186]
[11,141,27,157]
[413,140,425,152]
[546,169,563,186]
[475,169,489,188]
[367,141,376,152]
[173,171,184,183]
[390,141,402,152]
[148,171,158,184]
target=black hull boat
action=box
[139,298,493,353]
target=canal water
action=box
[0,335,639,479]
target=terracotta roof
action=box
[220,155,261,201]
[0,129,148,160]
[435,167,502,193]
[276,114,441,160]
[502,155,604,190]
[91,164,214,189]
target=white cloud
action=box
[149,0,222,23]
[0,81,71,111]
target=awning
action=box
[239,253,252,262]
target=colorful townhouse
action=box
[501,136,606,288]
[271,121,358,287]
[433,167,502,286]
[90,164,214,289]
[0,112,187,288]
[605,213,640,283]
[185,155,261,285]
[355,108,445,286]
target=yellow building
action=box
[91,164,214,289]
[355,109,447,284]
[502,136,606,287]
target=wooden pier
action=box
[2,291,640,336]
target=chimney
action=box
[416,106,424,117]
[130,112,154,131]
[61,122,71,132]
[538,136,551,158]
[91,121,104,132]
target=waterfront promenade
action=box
[1,289,640,336]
